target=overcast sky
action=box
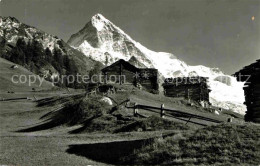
[1,0,259,74]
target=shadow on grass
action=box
[16,95,108,133]
[16,102,81,132]
[16,113,98,133]
[68,116,97,134]
[16,119,66,132]
[66,138,153,165]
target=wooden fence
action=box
[128,102,223,126]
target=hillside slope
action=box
[0,57,54,93]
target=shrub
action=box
[64,96,112,125]
[42,95,113,127]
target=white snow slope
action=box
[68,13,246,114]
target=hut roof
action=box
[101,59,138,72]
[163,76,209,86]
[233,59,260,82]
[102,59,158,74]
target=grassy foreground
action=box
[120,123,260,165]
[31,94,259,165]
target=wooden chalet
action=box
[163,77,211,104]
[101,59,159,93]
[234,59,260,123]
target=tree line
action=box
[0,38,82,88]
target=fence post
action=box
[160,104,165,118]
[104,72,107,84]
[126,98,130,107]
[134,102,138,117]
[227,117,233,123]
[185,116,192,125]
[67,88,70,93]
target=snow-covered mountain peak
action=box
[91,13,113,26]
[68,14,158,67]
[91,13,111,31]
[92,13,108,22]
[89,13,135,43]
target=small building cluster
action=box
[101,59,211,106]
[162,77,211,105]
[234,59,260,123]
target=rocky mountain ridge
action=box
[0,16,100,79]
